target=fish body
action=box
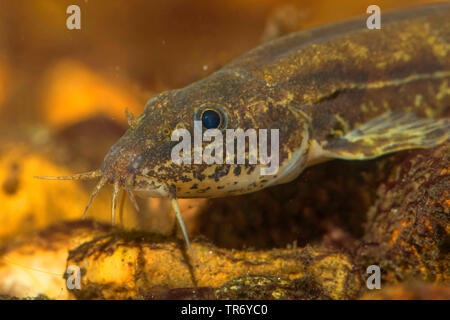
[38,4,450,250]
[128,3,450,198]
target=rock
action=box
[357,142,449,286]
[66,232,361,300]
[360,282,450,300]
[0,221,111,299]
[215,275,329,300]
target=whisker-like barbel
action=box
[170,196,192,253]
[125,177,140,212]
[111,180,121,225]
[82,176,108,219]
[34,170,102,181]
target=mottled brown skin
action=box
[98,4,449,202]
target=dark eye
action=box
[195,104,228,130]
[201,108,223,129]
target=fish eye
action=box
[196,105,227,130]
[201,109,221,129]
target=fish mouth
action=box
[133,176,170,198]
[35,167,192,253]
[35,169,141,225]
[34,106,192,252]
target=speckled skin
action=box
[101,3,449,199]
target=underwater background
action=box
[0,0,448,299]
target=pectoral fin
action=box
[320,111,449,160]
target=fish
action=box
[37,3,450,252]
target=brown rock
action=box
[357,142,449,285]
[67,232,361,300]
[0,221,111,299]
